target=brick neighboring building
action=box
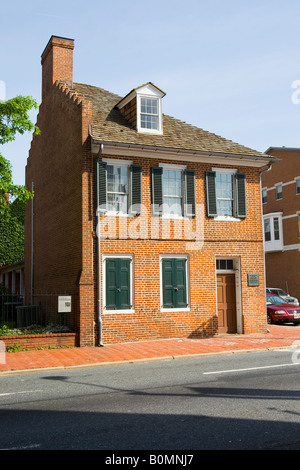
[24,35,275,347]
[262,147,300,301]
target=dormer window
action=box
[116,82,165,135]
[140,97,159,130]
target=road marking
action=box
[203,363,300,375]
[0,390,42,397]
[0,444,40,450]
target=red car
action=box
[267,294,300,325]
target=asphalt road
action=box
[0,349,299,452]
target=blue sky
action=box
[1,0,300,185]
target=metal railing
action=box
[0,292,77,333]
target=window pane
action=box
[276,185,282,199]
[216,172,233,216]
[262,189,267,204]
[264,219,271,241]
[141,114,158,129]
[140,97,159,130]
[107,164,128,213]
[162,197,182,216]
[274,217,280,240]
[217,199,233,217]
[162,169,182,216]
[107,193,128,213]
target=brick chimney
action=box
[41,35,74,101]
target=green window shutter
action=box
[106,258,118,310]
[162,258,187,309]
[162,259,174,308]
[235,173,247,218]
[206,171,217,217]
[96,161,107,213]
[184,169,196,217]
[130,165,142,215]
[106,258,131,310]
[174,258,187,308]
[151,167,163,215]
[119,259,131,309]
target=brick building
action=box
[262,147,300,300]
[24,35,275,346]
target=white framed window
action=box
[206,168,246,220]
[262,188,267,204]
[107,163,129,214]
[151,163,196,218]
[140,97,159,130]
[275,183,282,200]
[96,158,142,216]
[263,213,283,252]
[137,94,163,134]
[161,163,185,217]
[296,178,300,195]
[215,170,235,217]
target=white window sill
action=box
[104,309,135,314]
[161,307,190,313]
[214,216,241,222]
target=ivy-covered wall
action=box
[0,199,25,266]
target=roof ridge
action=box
[55,80,85,105]
[73,82,121,100]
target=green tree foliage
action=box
[0,95,40,264]
[0,95,40,212]
[0,198,25,265]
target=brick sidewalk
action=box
[1,325,300,374]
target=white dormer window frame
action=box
[116,82,165,135]
[137,94,163,134]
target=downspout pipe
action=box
[96,144,104,346]
[259,160,275,330]
[31,181,35,305]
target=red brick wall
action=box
[25,82,92,339]
[262,148,300,300]
[1,333,77,350]
[94,155,267,344]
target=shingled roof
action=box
[73,82,266,159]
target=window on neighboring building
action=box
[296,179,300,195]
[263,213,283,252]
[276,184,282,200]
[262,189,267,204]
[264,218,271,242]
[161,257,189,310]
[104,256,133,311]
[206,170,246,219]
[273,217,280,240]
[96,159,142,215]
[151,164,196,217]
